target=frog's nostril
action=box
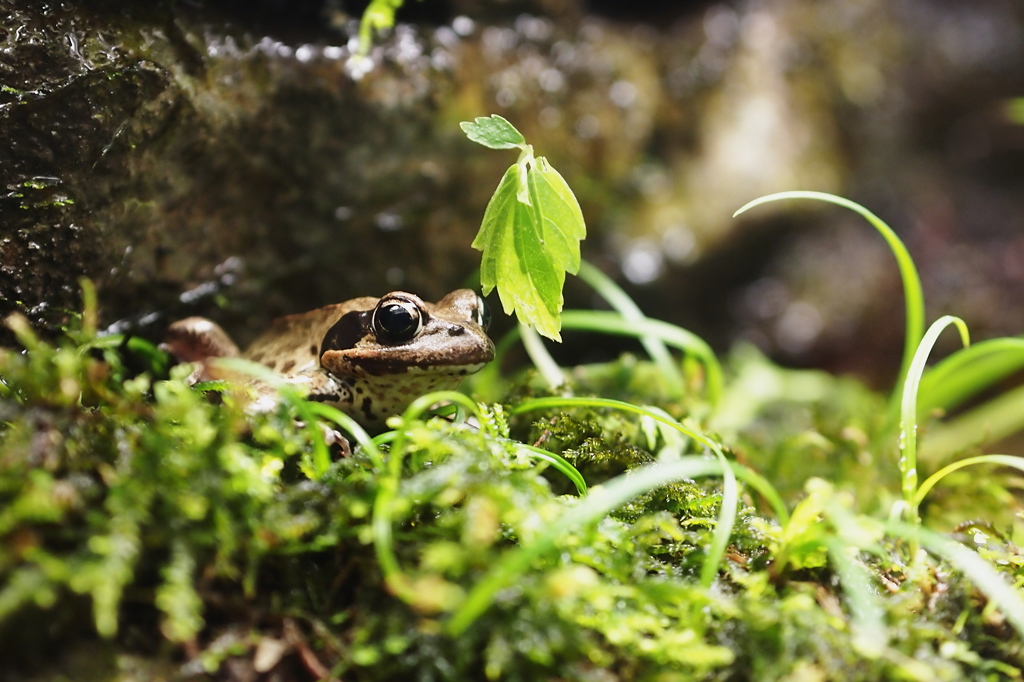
[448,326,465,336]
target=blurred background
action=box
[2,0,1023,389]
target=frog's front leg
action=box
[162,317,241,382]
[249,370,353,457]
[163,318,351,455]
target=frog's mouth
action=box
[322,346,493,378]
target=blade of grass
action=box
[513,395,720,451]
[485,311,723,405]
[897,316,969,538]
[913,454,1024,507]
[513,397,740,590]
[516,444,588,495]
[290,399,332,477]
[577,261,684,397]
[210,356,290,385]
[520,322,566,389]
[820,490,889,657]
[373,391,487,601]
[210,357,335,477]
[511,395,788,522]
[918,337,1024,418]
[822,537,888,657]
[447,457,734,635]
[886,521,1024,637]
[302,402,384,472]
[728,461,790,525]
[558,310,723,406]
[922,383,1024,464]
[79,278,98,339]
[734,191,925,415]
[703,447,738,587]
[468,327,520,403]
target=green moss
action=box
[1,309,1022,679]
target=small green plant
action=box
[461,115,587,341]
[1006,97,1024,125]
[356,0,408,56]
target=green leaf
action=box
[527,157,585,273]
[1006,98,1024,125]
[357,0,405,56]
[460,115,527,150]
[472,157,587,341]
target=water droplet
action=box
[374,212,403,232]
[452,16,475,37]
[621,239,663,285]
[609,80,637,108]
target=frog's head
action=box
[318,289,495,382]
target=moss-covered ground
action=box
[1,301,1023,681]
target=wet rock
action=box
[1,0,1022,383]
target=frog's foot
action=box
[322,424,352,458]
[294,420,351,458]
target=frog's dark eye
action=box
[476,295,491,331]
[372,296,424,343]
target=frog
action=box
[162,289,494,431]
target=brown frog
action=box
[163,290,494,430]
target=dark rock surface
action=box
[1,0,1022,383]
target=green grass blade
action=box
[290,400,332,478]
[512,396,720,450]
[577,261,685,397]
[703,448,738,588]
[897,316,969,529]
[728,462,790,525]
[447,457,732,636]
[484,310,723,406]
[1005,97,1024,125]
[914,454,1024,507]
[371,391,488,602]
[512,395,788,522]
[519,322,566,389]
[468,327,521,403]
[559,310,724,406]
[886,521,1024,637]
[734,191,925,413]
[512,396,745,587]
[917,337,1024,418]
[820,492,889,656]
[210,357,337,477]
[823,537,888,657]
[516,444,588,496]
[922,382,1024,464]
[302,402,384,472]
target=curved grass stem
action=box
[577,261,685,397]
[896,316,969,555]
[734,191,925,417]
[373,391,486,600]
[448,457,734,636]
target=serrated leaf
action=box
[472,158,587,341]
[526,157,585,275]
[460,115,527,150]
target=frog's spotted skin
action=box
[164,290,494,431]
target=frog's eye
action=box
[476,295,491,331]
[372,296,425,343]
